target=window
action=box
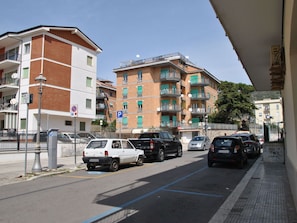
[137,86,143,97]
[20,119,26,129]
[65,120,72,126]
[87,56,93,66]
[86,77,92,87]
[123,117,128,126]
[6,47,19,60]
[123,73,128,83]
[86,99,92,109]
[112,140,121,149]
[137,70,142,82]
[137,116,143,128]
[123,102,128,113]
[122,140,134,149]
[23,68,29,79]
[24,43,30,54]
[80,122,86,131]
[160,68,169,79]
[122,88,128,98]
[138,100,143,112]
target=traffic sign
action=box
[117,110,123,119]
[71,105,78,117]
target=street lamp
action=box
[32,74,46,173]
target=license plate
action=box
[89,159,99,162]
[218,150,229,154]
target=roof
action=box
[209,0,283,91]
[0,25,102,53]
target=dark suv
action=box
[231,133,261,158]
[208,136,248,168]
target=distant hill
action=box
[251,91,281,101]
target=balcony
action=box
[160,89,181,97]
[190,79,210,87]
[189,93,210,100]
[0,53,21,70]
[160,121,179,128]
[160,104,181,113]
[189,107,209,115]
[0,103,18,113]
[160,72,181,82]
[96,92,107,99]
[0,77,19,93]
[96,103,105,110]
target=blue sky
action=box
[1,0,251,84]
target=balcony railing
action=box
[160,89,181,97]
[190,79,210,86]
[0,53,21,70]
[160,72,181,82]
[189,107,210,115]
[189,93,210,100]
[0,103,18,112]
[160,104,181,112]
[160,121,179,128]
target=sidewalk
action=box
[0,152,297,222]
[0,151,85,186]
[210,157,297,223]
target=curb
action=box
[208,157,262,223]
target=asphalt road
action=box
[0,150,257,223]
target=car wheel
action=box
[156,149,165,162]
[109,159,119,172]
[87,163,95,171]
[238,159,244,169]
[208,160,213,167]
[136,156,144,166]
[176,146,183,157]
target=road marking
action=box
[82,166,208,223]
[163,189,223,198]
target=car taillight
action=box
[234,145,240,153]
[104,150,109,156]
[210,144,214,152]
[150,139,154,150]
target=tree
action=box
[209,81,256,126]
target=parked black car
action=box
[208,136,248,168]
[231,133,261,158]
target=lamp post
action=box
[32,74,46,173]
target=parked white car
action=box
[82,138,145,171]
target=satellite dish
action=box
[11,73,19,79]
[10,98,17,105]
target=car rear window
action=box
[139,133,159,138]
[193,137,205,141]
[86,140,107,149]
[213,138,234,147]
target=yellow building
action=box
[113,53,220,137]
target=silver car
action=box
[188,136,210,151]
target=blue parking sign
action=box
[117,110,123,118]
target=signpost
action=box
[71,105,78,164]
[117,110,123,138]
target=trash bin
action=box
[48,128,59,169]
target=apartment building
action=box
[113,53,220,137]
[0,25,102,135]
[96,78,117,123]
[254,98,283,127]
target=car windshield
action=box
[214,138,234,147]
[87,140,107,149]
[192,137,205,141]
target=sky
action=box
[1,0,251,85]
